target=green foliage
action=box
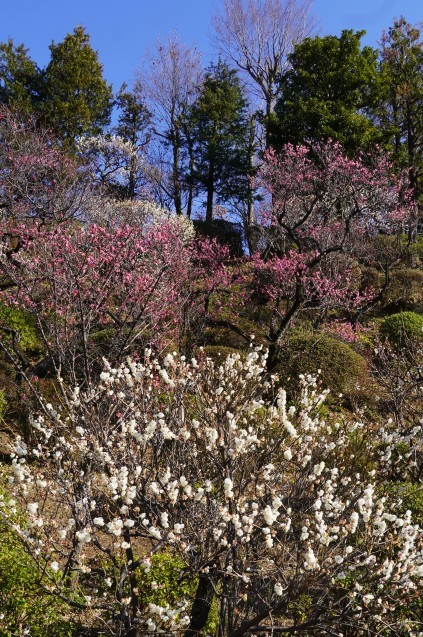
[271,30,383,153]
[0,495,73,637]
[137,552,220,634]
[383,269,423,312]
[408,235,423,263]
[1,27,113,145]
[42,26,113,143]
[377,18,423,206]
[201,345,244,365]
[110,81,151,199]
[287,593,313,624]
[203,325,248,350]
[0,39,42,114]
[189,60,251,220]
[0,389,6,420]
[379,311,423,346]
[137,552,194,608]
[0,302,39,352]
[115,81,151,147]
[387,482,423,525]
[277,334,375,408]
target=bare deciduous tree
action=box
[212,0,316,126]
[139,33,203,214]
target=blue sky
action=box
[1,0,421,91]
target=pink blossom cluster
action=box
[323,319,369,343]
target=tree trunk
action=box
[246,114,257,253]
[184,573,216,637]
[172,125,183,215]
[206,160,215,223]
[264,91,275,150]
[406,97,419,241]
[186,138,195,218]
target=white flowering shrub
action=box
[87,197,195,241]
[1,349,422,636]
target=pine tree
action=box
[42,26,113,144]
[0,39,42,115]
[113,82,151,199]
[377,17,423,215]
[189,60,250,222]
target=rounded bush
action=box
[0,302,39,352]
[276,334,375,408]
[379,311,423,346]
[384,269,423,312]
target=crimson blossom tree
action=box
[0,216,230,392]
[245,141,412,366]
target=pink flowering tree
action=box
[0,107,93,224]
[1,350,422,636]
[0,219,229,391]
[248,141,411,365]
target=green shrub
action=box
[202,326,249,350]
[0,390,6,421]
[0,494,73,637]
[137,552,194,608]
[0,303,39,352]
[408,234,423,263]
[276,334,376,409]
[383,269,423,312]
[137,552,219,635]
[379,311,423,346]
[386,482,423,526]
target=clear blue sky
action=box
[1,0,421,92]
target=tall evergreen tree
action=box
[271,30,383,153]
[42,26,113,144]
[377,17,423,216]
[0,39,42,115]
[115,82,151,149]
[189,60,250,222]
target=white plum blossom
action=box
[93,517,105,527]
[274,582,284,596]
[1,349,422,637]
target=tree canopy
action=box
[41,26,113,143]
[271,30,384,153]
[189,60,250,221]
[0,39,42,115]
[377,17,423,213]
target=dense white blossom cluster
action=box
[77,133,140,160]
[1,349,422,635]
[86,196,195,240]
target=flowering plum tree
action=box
[249,141,412,365]
[0,218,229,389]
[1,350,422,636]
[0,107,92,224]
